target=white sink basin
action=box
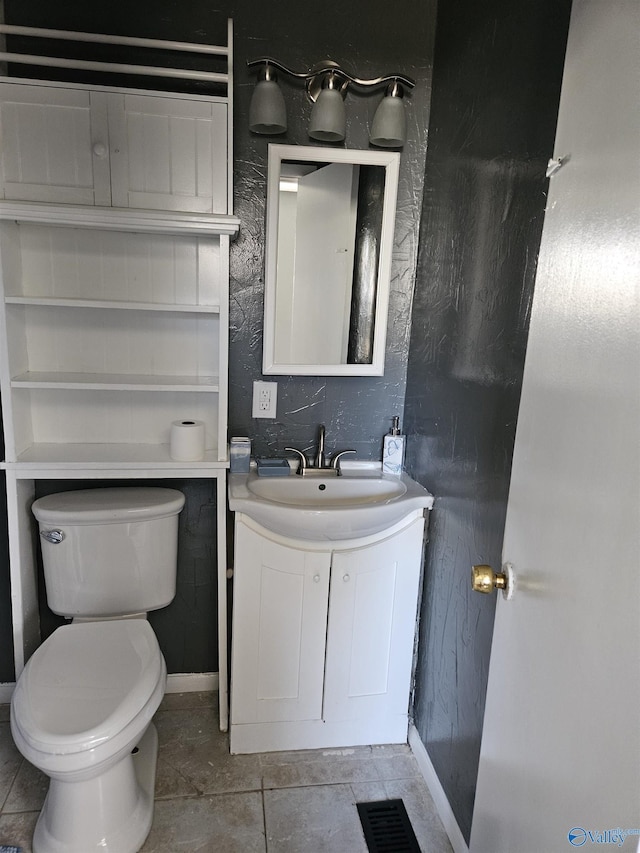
[228,467,433,541]
[247,473,407,506]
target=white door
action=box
[289,162,358,364]
[470,2,640,851]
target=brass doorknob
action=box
[472,564,507,595]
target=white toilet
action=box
[10,486,185,853]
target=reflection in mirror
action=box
[263,145,400,376]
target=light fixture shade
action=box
[249,78,287,135]
[308,87,346,142]
[370,88,406,148]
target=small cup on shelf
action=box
[230,437,251,473]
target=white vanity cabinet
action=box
[230,513,426,754]
[0,81,228,213]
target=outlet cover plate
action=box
[252,380,277,418]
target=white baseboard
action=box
[166,672,218,694]
[0,683,15,703]
[408,723,469,853]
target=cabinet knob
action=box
[313,574,321,583]
[92,142,108,158]
[343,573,350,582]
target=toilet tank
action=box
[31,487,186,618]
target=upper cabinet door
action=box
[107,93,228,214]
[0,83,111,206]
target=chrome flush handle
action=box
[40,529,65,544]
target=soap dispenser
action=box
[382,416,405,476]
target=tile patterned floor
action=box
[0,692,453,852]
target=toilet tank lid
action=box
[32,487,185,525]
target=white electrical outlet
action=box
[252,380,278,418]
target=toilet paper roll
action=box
[170,420,205,461]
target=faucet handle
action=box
[285,447,307,475]
[330,449,356,475]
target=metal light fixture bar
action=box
[247,57,415,102]
[247,56,415,146]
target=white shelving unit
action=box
[0,203,237,467]
[0,21,238,730]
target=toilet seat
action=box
[12,619,164,756]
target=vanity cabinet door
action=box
[231,521,331,725]
[0,83,111,205]
[323,517,425,725]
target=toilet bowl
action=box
[11,618,167,853]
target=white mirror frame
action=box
[262,144,400,376]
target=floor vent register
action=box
[356,799,421,852]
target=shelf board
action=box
[3,442,228,472]
[11,371,220,392]
[5,296,221,313]
[0,200,240,237]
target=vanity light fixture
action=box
[247,57,415,148]
[369,80,407,148]
[248,62,288,135]
[308,69,347,142]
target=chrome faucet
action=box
[286,424,356,476]
[315,424,326,468]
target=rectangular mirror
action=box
[262,144,400,376]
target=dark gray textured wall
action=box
[404,0,572,841]
[228,2,437,458]
[0,0,437,678]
